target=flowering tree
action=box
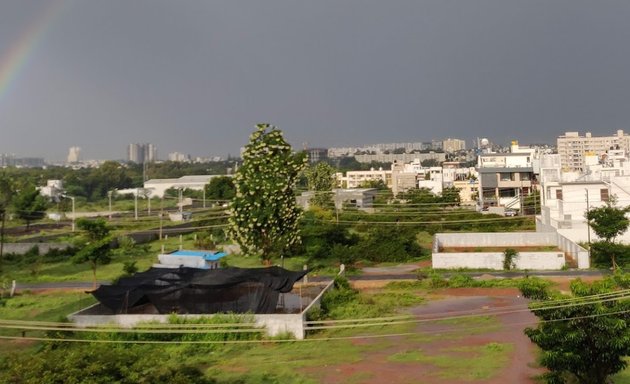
[228,124,306,264]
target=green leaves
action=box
[523,276,630,383]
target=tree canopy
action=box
[204,176,236,201]
[12,185,47,228]
[586,199,630,270]
[304,162,336,208]
[586,200,630,243]
[523,276,630,384]
[74,218,112,288]
[228,124,307,263]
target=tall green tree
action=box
[304,162,336,208]
[204,176,236,200]
[73,218,112,288]
[12,185,47,229]
[586,198,630,270]
[228,124,306,264]
[523,277,630,384]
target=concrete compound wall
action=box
[536,218,590,269]
[69,305,306,339]
[3,242,70,255]
[434,232,558,248]
[433,232,589,270]
[432,252,565,270]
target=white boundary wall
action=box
[433,232,589,270]
[69,308,305,339]
[433,252,565,270]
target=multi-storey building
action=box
[67,146,81,163]
[306,148,328,164]
[557,130,630,171]
[127,143,157,164]
[442,138,466,153]
[477,142,535,211]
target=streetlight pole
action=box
[585,188,591,247]
[134,190,138,221]
[108,191,113,220]
[70,196,75,232]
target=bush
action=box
[319,276,358,316]
[518,277,550,300]
[356,227,422,263]
[428,271,449,289]
[0,344,213,384]
[503,248,518,270]
[448,273,475,287]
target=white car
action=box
[505,210,517,217]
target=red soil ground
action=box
[306,287,545,384]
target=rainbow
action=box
[0,0,66,103]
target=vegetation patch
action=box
[388,342,513,381]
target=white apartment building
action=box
[557,130,630,171]
[340,168,391,189]
[477,142,535,211]
[538,150,630,243]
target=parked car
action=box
[505,210,517,217]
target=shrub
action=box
[448,273,475,287]
[518,277,550,300]
[503,248,518,270]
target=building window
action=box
[500,173,511,181]
[601,189,609,202]
[520,173,531,181]
[556,190,563,200]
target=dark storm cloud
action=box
[1,0,630,160]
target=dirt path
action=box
[307,288,544,383]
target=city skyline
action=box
[3,1,630,160]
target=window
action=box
[556,189,563,200]
[601,189,609,202]
[500,173,511,181]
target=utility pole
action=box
[108,190,113,220]
[134,190,138,220]
[159,197,163,240]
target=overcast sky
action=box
[2,0,630,161]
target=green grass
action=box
[388,342,513,381]
[0,291,95,322]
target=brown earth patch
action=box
[303,288,544,384]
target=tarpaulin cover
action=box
[91,266,308,314]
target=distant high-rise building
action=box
[306,148,328,164]
[145,143,157,163]
[127,143,157,164]
[168,152,190,162]
[557,130,630,171]
[442,138,466,153]
[67,146,81,163]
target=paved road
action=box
[15,269,608,290]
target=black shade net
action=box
[91,266,308,314]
